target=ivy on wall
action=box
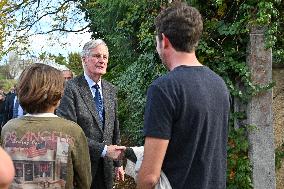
[76,0,283,188]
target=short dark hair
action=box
[17,63,64,113]
[155,2,203,52]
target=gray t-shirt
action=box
[144,66,230,189]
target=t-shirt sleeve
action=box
[143,84,174,139]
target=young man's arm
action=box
[137,137,169,189]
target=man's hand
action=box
[137,137,169,189]
[106,145,126,160]
[115,166,125,181]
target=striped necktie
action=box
[93,84,104,126]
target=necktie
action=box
[93,84,104,126]
[13,97,19,118]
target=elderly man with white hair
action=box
[57,39,125,189]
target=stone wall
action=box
[273,66,284,189]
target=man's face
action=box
[83,44,109,79]
[156,35,167,67]
[62,70,73,81]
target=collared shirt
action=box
[84,72,103,101]
[84,72,107,157]
[13,96,24,117]
[25,113,58,117]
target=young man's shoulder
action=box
[151,73,170,86]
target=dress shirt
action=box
[84,72,103,101]
[25,113,58,117]
[13,96,24,117]
[84,72,107,157]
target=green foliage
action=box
[51,52,83,76]
[227,119,254,189]
[1,0,88,60]
[0,65,9,80]
[79,0,283,187]
[54,54,66,65]
[0,0,16,59]
[275,143,284,170]
[66,52,83,75]
[0,79,16,92]
[113,53,165,143]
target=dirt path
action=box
[273,67,284,188]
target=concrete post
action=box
[247,26,276,189]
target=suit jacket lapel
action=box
[101,80,112,136]
[77,75,104,132]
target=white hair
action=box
[81,39,108,57]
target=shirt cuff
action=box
[101,145,107,157]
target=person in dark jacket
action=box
[0,90,6,131]
[57,39,125,189]
[1,89,16,126]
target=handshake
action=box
[105,145,141,182]
[106,145,137,162]
[105,145,127,160]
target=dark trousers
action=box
[91,158,106,189]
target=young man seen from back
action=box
[137,2,230,189]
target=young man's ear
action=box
[162,33,171,48]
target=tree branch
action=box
[15,0,75,32]
[35,24,90,34]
